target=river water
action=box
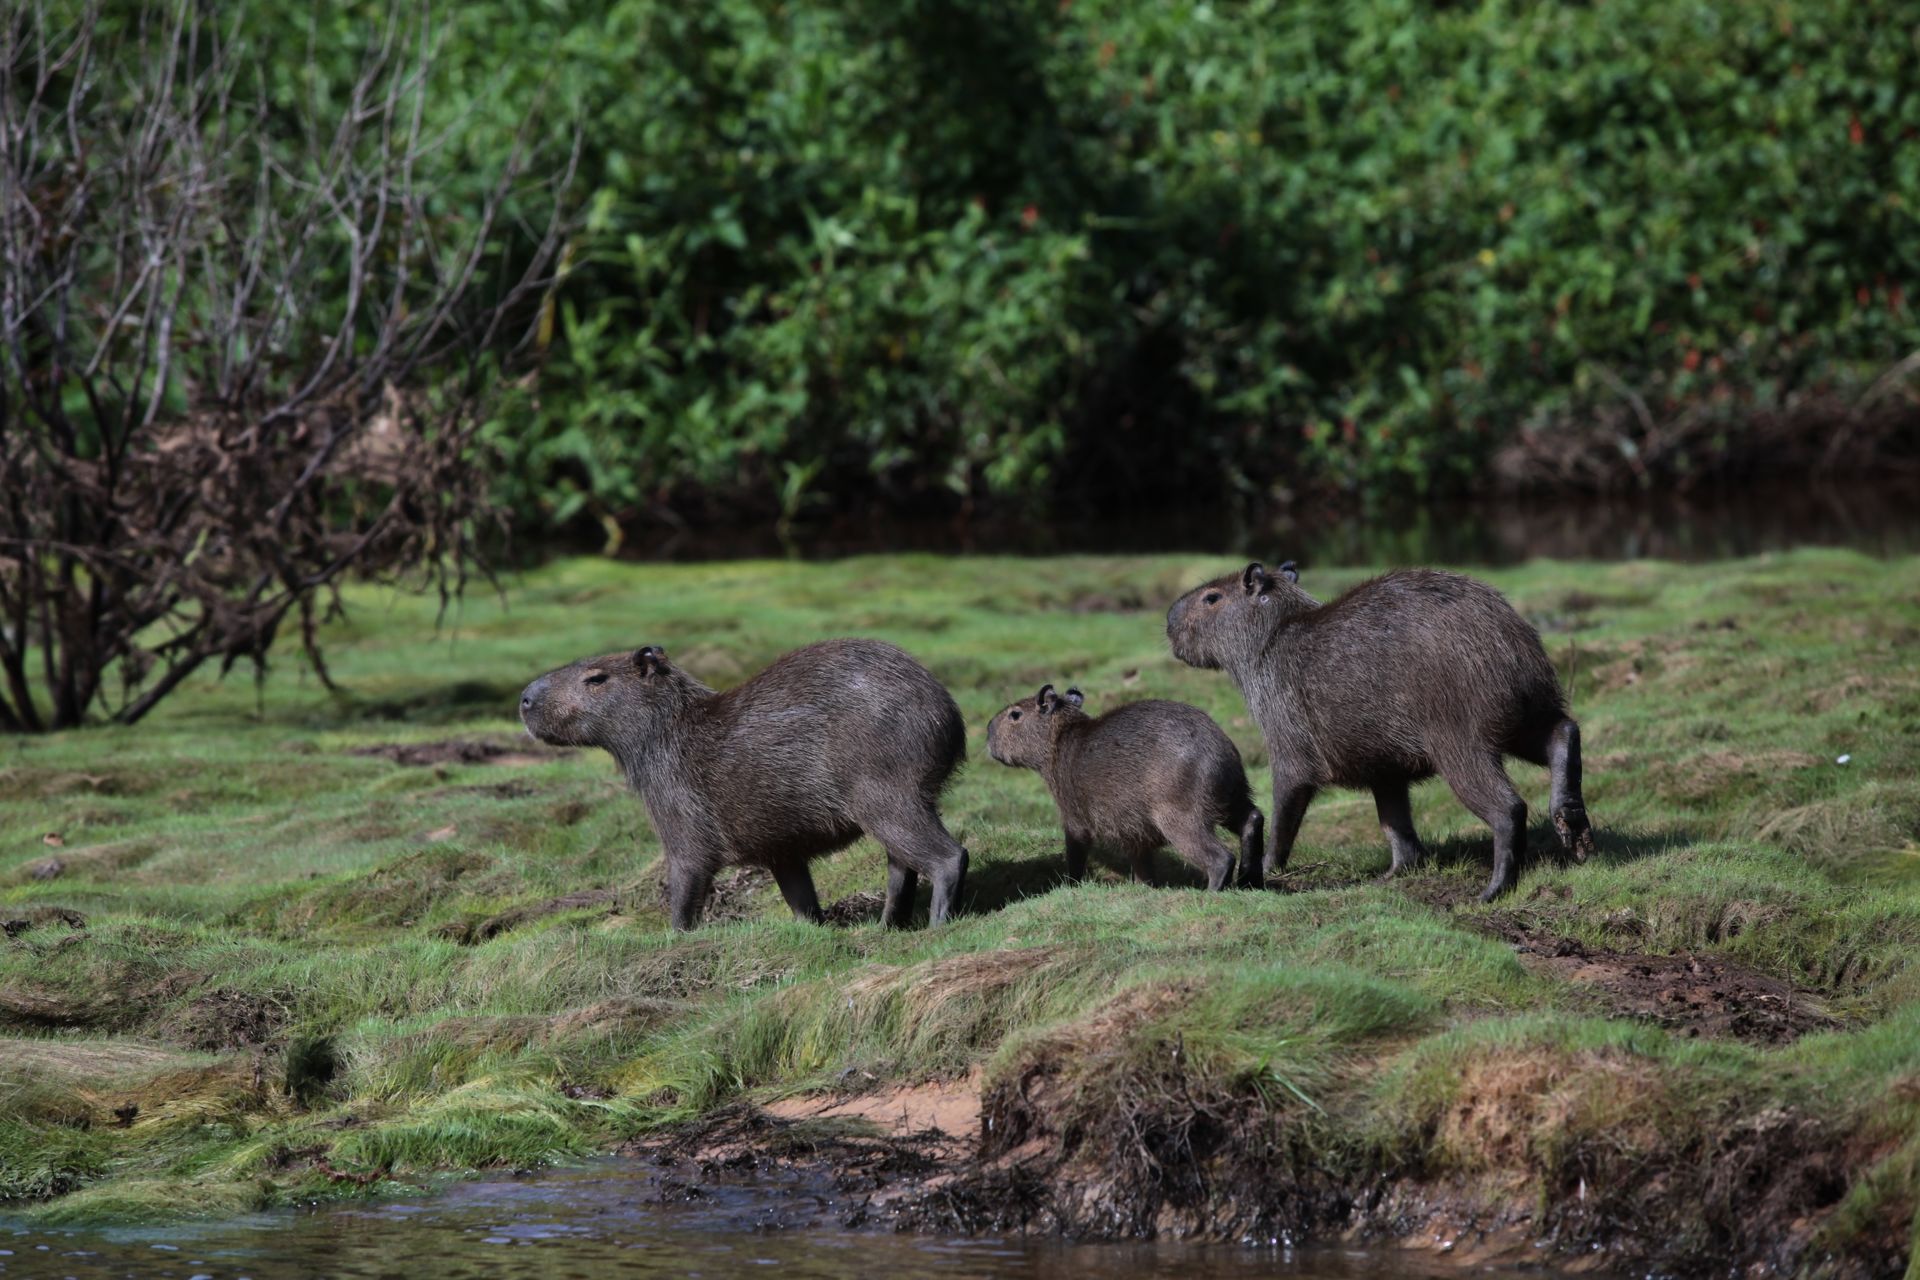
[610,480,1920,564]
[2,1161,1577,1280]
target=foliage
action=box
[414,0,1920,527]
[0,2,569,730]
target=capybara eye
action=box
[1203,591,1222,605]
[1009,709,1022,720]
[583,672,609,686]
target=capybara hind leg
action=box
[1063,831,1092,882]
[1237,806,1266,889]
[882,862,919,928]
[1158,811,1235,890]
[1546,717,1596,861]
[927,843,968,924]
[667,863,711,932]
[771,860,825,924]
[1440,755,1528,902]
[1373,778,1428,878]
[870,811,968,926]
[1266,773,1318,878]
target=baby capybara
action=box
[519,639,969,931]
[986,684,1264,891]
[1166,562,1596,901]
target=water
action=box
[610,480,1920,564]
[1,1161,1574,1280]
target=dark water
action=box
[613,480,1920,564]
[1,1162,1574,1280]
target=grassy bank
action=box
[2,552,1917,1273]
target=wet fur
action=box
[520,638,969,930]
[1166,566,1596,900]
[987,689,1264,890]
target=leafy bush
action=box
[286,1,1920,525]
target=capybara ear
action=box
[1064,687,1085,708]
[1037,683,1059,713]
[1277,560,1299,583]
[1242,562,1270,595]
[633,646,670,677]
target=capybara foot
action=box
[1553,805,1596,862]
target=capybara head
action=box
[519,645,695,750]
[986,683,1085,769]
[1166,561,1307,670]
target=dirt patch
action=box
[349,739,572,768]
[435,889,623,944]
[821,890,884,926]
[164,986,292,1052]
[1472,910,1837,1044]
[5,839,161,885]
[1,905,87,938]
[763,1076,980,1162]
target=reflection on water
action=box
[613,481,1920,565]
[2,1160,1583,1280]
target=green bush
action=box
[244,1,1920,524]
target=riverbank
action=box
[3,551,1917,1277]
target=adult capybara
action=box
[519,639,969,930]
[986,684,1264,890]
[1166,562,1596,901]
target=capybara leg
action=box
[1546,717,1596,862]
[1127,846,1156,885]
[1267,773,1318,877]
[883,862,919,928]
[1441,755,1528,902]
[771,860,825,924]
[666,863,711,932]
[1063,830,1092,882]
[927,843,968,925]
[1373,779,1428,877]
[1158,812,1234,891]
[872,810,968,926]
[1237,806,1266,889]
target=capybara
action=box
[519,639,969,930]
[986,684,1264,890]
[1166,562,1596,900]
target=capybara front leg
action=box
[771,859,825,924]
[666,862,711,932]
[1373,778,1428,878]
[1547,717,1596,862]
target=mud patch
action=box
[821,890,884,926]
[1473,911,1836,1044]
[1,905,87,938]
[435,888,623,944]
[5,839,161,885]
[764,1076,980,1161]
[350,739,572,768]
[165,985,292,1052]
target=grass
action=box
[1,550,1917,1270]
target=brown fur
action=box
[519,639,969,930]
[1166,563,1596,900]
[986,685,1264,890]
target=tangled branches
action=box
[0,2,573,730]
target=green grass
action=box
[2,551,1917,1266]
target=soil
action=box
[624,1071,1899,1279]
[1478,912,1838,1044]
[1399,880,1835,1045]
[434,889,624,944]
[349,739,571,768]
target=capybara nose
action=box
[519,676,548,714]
